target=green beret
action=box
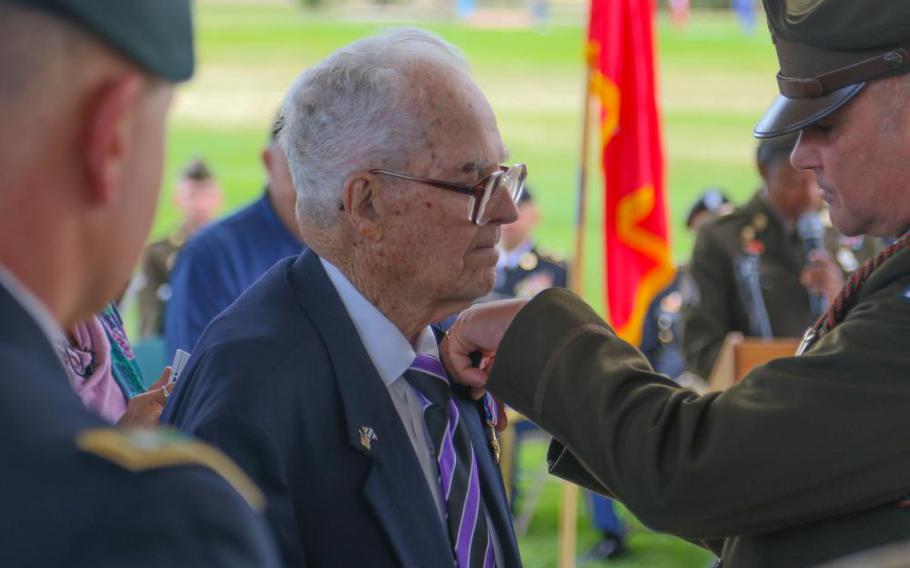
[755,0,910,138]
[2,0,194,82]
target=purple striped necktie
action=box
[405,353,496,568]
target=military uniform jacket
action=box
[0,282,279,567]
[138,228,188,338]
[494,245,568,299]
[487,243,910,567]
[682,193,819,379]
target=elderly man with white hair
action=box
[163,29,524,568]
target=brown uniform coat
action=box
[488,245,910,567]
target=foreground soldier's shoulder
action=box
[76,427,264,511]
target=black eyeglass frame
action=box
[369,163,527,225]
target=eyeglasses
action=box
[369,163,527,225]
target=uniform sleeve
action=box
[165,238,237,356]
[488,286,910,540]
[69,466,282,568]
[681,226,734,378]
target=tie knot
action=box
[404,353,451,406]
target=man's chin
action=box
[431,280,496,320]
[828,211,864,238]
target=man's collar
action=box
[497,239,534,270]
[319,258,437,385]
[0,263,65,351]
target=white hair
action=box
[279,28,469,228]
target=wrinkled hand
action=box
[441,299,527,399]
[118,366,172,428]
[800,249,845,303]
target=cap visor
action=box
[753,83,865,139]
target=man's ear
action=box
[343,173,383,241]
[82,74,143,206]
[261,146,274,173]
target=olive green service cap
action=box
[2,0,194,82]
[755,0,910,138]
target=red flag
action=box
[588,0,674,345]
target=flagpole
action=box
[559,56,594,568]
[569,68,593,297]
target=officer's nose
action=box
[791,128,822,173]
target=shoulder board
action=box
[77,427,265,511]
[712,208,749,226]
[537,248,568,265]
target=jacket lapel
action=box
[287,251,452,566]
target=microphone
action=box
[796,212,827,318]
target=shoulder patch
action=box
[77,427,265,511]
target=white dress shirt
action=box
[496,239,534,271]
[320,258,503,564]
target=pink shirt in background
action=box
[63,315,128,424]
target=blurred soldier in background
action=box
[0,0,279,565]
[138,157,222,339]
[494,186,567,299]
[640,188,733,382]
[681,134,846,379]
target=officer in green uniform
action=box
[138,158,222,338]
[642,189,734,382]
[681,134,851,379]
[441,1,910,566]
[0,1,279,565]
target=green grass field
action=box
[148,3,782,564]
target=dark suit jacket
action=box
[163,249,521,567]
[0,282,278,567]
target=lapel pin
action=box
[359,426,378,451]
